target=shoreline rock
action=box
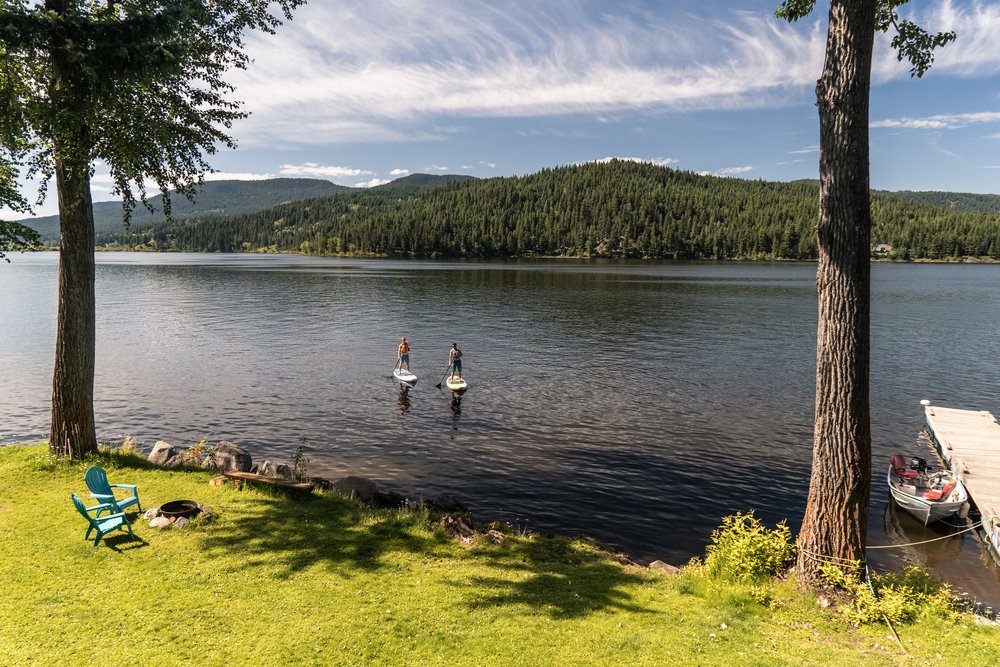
[137,439,682,568]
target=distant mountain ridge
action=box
[17,174,475,242]
[94,161,1000,260]
[18,174,473,242]
[20,178,351,241]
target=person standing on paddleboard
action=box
[397,337,411,372]
[448,342,462,381]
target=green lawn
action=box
[1,444,997,666]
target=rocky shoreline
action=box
[143,438,471,514]
[133,436,681,572]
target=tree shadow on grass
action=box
[457,535,659,619]
[193,491,657,618]
[75,452,659,618]
[195,492,453,579]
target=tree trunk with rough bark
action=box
[795,0,876,585]
[49,149,97,459]
[47,0,98,459]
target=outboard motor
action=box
[910,456,928,473]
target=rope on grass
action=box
[866,564,905,653]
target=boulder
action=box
[372,490,407,508]
[164,454,186,468]
[430,494,467,514]
[259,460,292,480]
[149,516,172,529]
[332,476,379,501]
[174,517,190,529]
[206,441,252,473]
[148,441,177,466]
[648,560,682,574]
[309,476,334,490]
[120,435,141,452]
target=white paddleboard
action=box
[393,368,417,385]
[445,377,468,392]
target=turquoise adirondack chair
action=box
[71,493,135,547]
[84,466,142,515]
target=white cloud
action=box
[389,168,410,176]
[985,133,1000,139]
[355,178,392,187]
[479,161,497,169]
[788,145,818,154]
[228,2,829,145]
[223,1,1000,147]
[226,1,1000,148]
[590,156,679,167]
[871,111,1000,130]
[777,159,806,166]
[716,166,753,177]
[427,164,449,172]
[279,163,373,178]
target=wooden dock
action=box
[923,402,1000,563]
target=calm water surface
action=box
[3,253,1000,601]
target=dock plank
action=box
[924,403,1000,564]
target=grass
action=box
[1,443,998,666]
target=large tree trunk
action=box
[795,0,876,585]
[48,150,97,459]
[47,0,98,459]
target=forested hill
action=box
[21,178,351,240]
[96,161,1000,260]
[888,190,1000,214]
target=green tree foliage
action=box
[0,0,302,458]
[97,161,1000,261]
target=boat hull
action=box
[887,466,968,526]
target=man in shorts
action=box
[448,342,462,381]
[397,337,411,372]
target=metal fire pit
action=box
[158,500,200,519]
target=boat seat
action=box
[923,481,956,502]
[890,453,919,480]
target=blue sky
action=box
[6,0,1000,220]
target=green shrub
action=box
[182,438,212,464]
[292,439,310,482]
[704,510,794,582]
[819,564,958,625]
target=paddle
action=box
[435,366,451,389]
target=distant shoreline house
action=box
[873,243,893,255]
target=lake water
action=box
[4,252,1000,601]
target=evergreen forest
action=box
[94,161,1000,260]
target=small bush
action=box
[704,510,794,582]
[292,439,310,482]
[182,439,212,465]
[819,564,958,625]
